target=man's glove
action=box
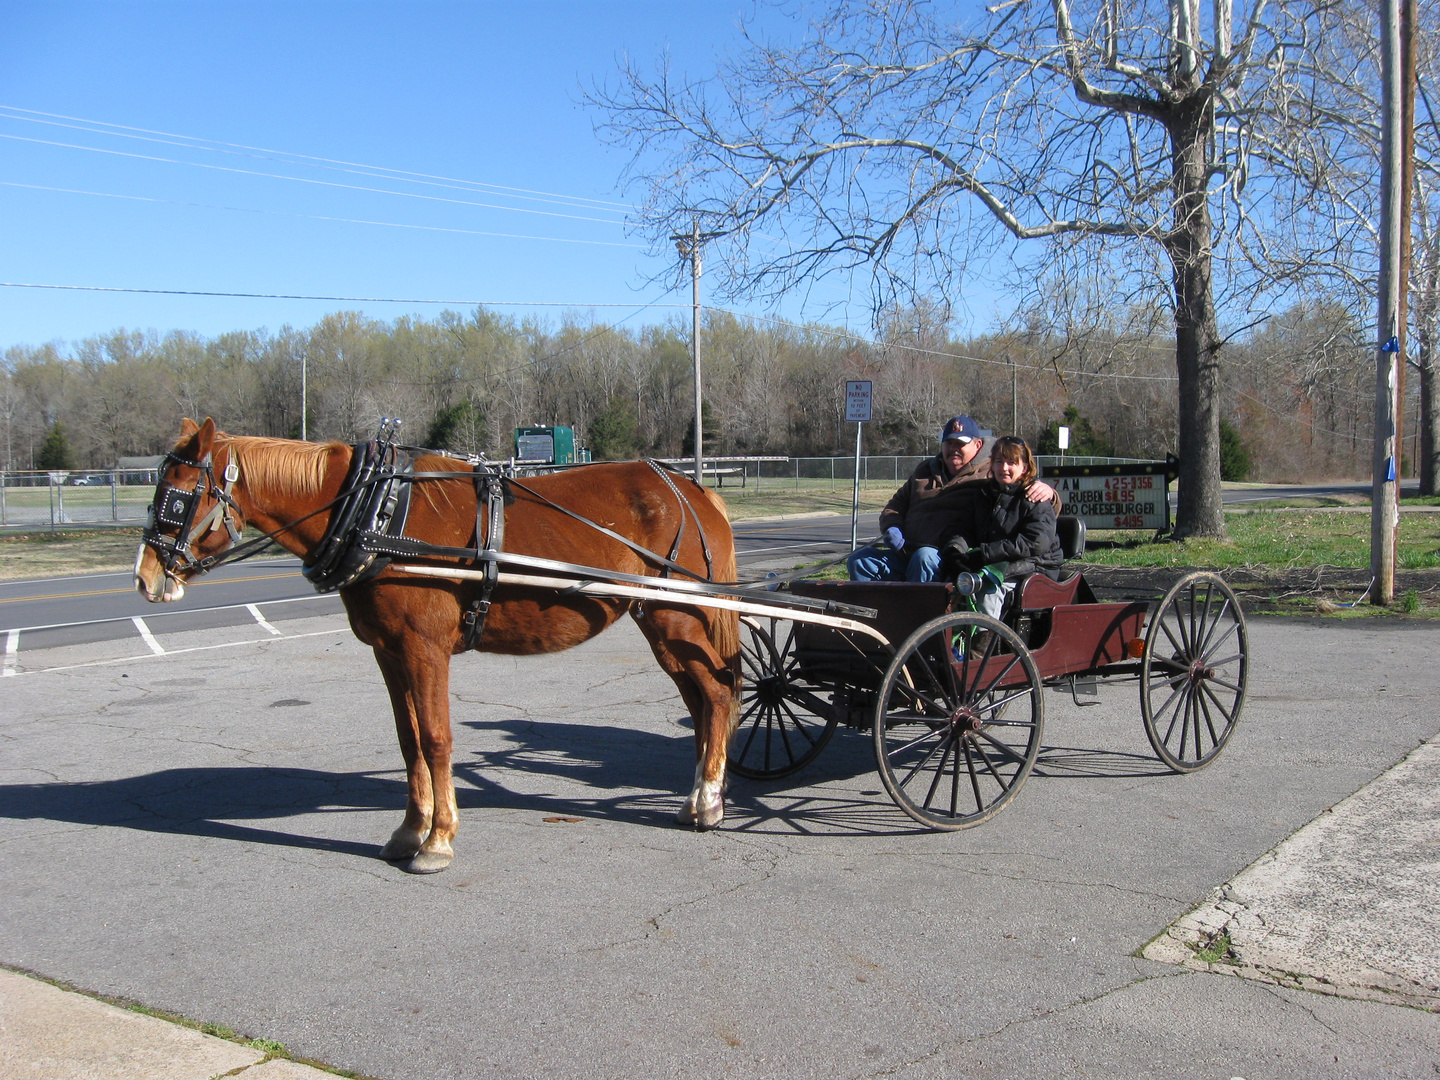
[884,526,906,552]
[958,547,987,572]
[939,536,974,578]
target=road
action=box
[1,608,1437,1079]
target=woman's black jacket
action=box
[941,480,1065,581]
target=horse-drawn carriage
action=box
[135,420,1248,871]
[728,562,1248,830]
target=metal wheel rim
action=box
[873,612,1044,830]
[1140,571,1248,773]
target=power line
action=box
[0,180,643,248]
[0,104,632,213]
[0,281,688,309]
[0,132,628,226]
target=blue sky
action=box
[1,1,897,351]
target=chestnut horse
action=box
[134,419,741,873]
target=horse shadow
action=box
[0,726,1174,860]
[0,766,413,859]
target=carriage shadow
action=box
[0,766,421,858]
[1031,744,1172,779]
[0,735,1174,857]
[453,715,733,827]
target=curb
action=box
[0,967,363,1080]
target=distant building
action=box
[115,455,165,484]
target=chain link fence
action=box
[1,469,159,528]
[700,455,1148,495]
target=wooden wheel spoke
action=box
[963,739,984,814]
[974,725,1032,765]
[1158,616,1189,660]
[906,731,953,793]
[1197,619,1240,668]
[1195,595,1233,658]
[1200,680,1239,724]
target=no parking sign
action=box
[845,380,872,423]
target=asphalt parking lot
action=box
[2,610,1437,1079]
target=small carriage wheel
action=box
[1140,571,1249,773]
[728,615,839,780]
[873,612,1044,830]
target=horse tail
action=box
[696,487,743,735]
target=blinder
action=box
[143,451,244,577]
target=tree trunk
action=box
[1416,236,1439,494]
[1167,99,1228,539]
[1419,327,1439,494]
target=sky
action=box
[0,0,897,353]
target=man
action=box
[847,415,1060,582]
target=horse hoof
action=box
[675,803,724,830]
[379,835,423,861]
[404,850,453,874]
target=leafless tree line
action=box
[0,298,1377,482]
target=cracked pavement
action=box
[1,611,1438,1079]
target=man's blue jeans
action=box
[847,544,942,582]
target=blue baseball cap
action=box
[940,416,981,445]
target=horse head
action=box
[135,417,245,603]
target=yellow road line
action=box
[0,571,299,604]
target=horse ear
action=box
[196,418,216,457]
[179,418,199,438]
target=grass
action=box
[0,528,150,580]
[1082,509,1440,572]
[1193,931,1235,965]
[0,527,286,582]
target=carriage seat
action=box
[1056,514,1085,560]
[1017,516,1091,612]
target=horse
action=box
[134,418,742,874]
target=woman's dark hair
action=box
[990,436,1038,488]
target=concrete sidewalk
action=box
[0,967,349,1080]
[1145,731,1440,1009]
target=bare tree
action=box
[593,0,1369,536]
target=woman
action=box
[939,436,1064,619]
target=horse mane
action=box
[221,434,344,500]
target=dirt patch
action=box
[1076,564,1440,616]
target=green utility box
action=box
[514,426,577,465]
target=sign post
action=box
[845,381,873,549]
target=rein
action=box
[146,433,825,612]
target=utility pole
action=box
[301,346,308,442]
[1373,0,1404,605]
[672,221,722,485]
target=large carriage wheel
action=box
[1140,571,1249,772]
[873,612,1044,830]
[728,616,838,780]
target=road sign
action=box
[845,381,872,423]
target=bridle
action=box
[142,448,245,578]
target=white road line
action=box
[246,603,283,636]
[8,625,352,678]
[131,616,165,655]
[2,628,17,677]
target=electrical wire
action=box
[0,281,688,308]
[0,131,628,225]
[0,104,633,212]
[0,180,643,248]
